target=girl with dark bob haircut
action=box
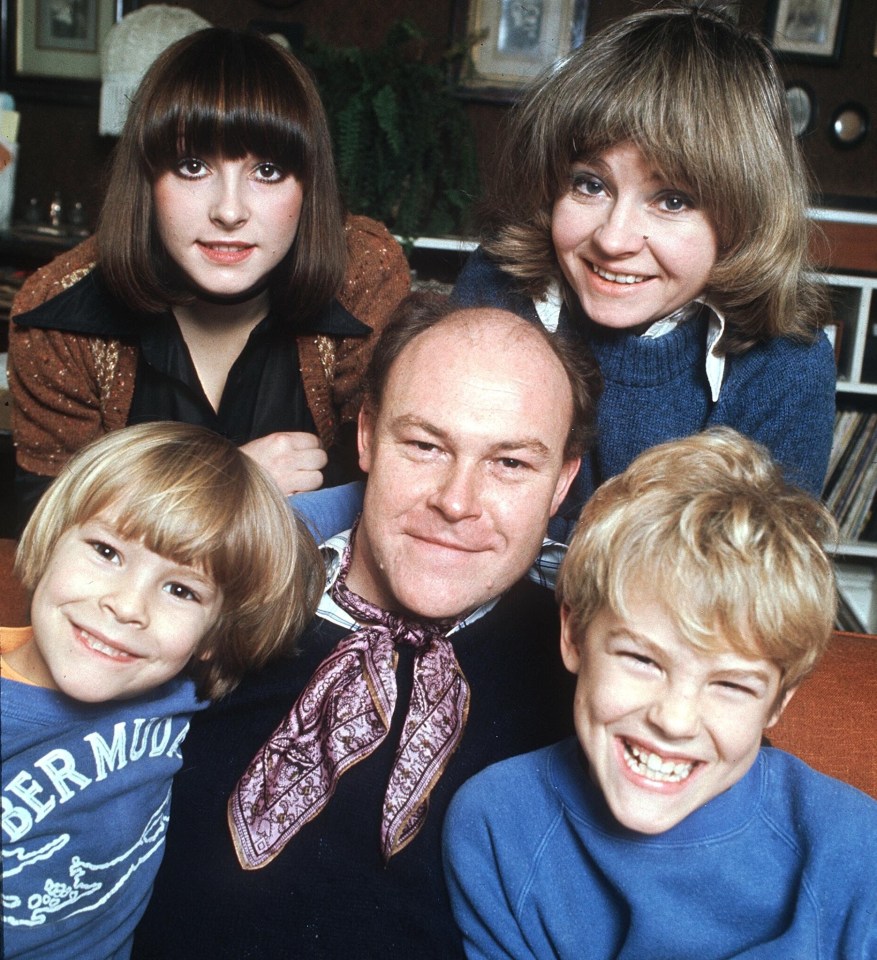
[452,3,836,539]
[9,27,409,525]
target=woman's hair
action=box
[16,422,323,700]
[556,427,838,698]
[362,291,603,461]
[483,4,824,351]
[97,27,346,323]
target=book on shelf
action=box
[823,409,877,544]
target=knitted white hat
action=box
[99,5,211,136]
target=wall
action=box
[5,0,876,230]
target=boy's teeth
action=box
[80,629,127,659]
[624,741,694,783]
[591,263,645,284]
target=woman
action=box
[453,4,836,538]
[9,28,409,523]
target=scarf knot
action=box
[229,528,470,868]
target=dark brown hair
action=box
[98,28,346,323]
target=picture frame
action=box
[454,0,589,102]
[767,0,848,64]
[0,0,135,103]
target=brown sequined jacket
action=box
[9,215,410,478]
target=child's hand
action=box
[241,432,328,495]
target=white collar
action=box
[315,531,566,633]
[532,288,727,403]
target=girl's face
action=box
[551,142,719,333]
[21,513,223,702]
[153,153,304,309]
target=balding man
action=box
[134,294,602,959]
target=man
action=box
[133,294,601,959]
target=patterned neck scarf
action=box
[228,535,470,868]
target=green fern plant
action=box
[301,20,480,240]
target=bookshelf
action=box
[819,268,877,633]
[811,206,877,633]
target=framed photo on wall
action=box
[767,0,848,63]
[18,0,116,78]
[455,0,588,101]
[0,0,136,101]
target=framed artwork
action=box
[455,0,588,101]
[0,0,135,101]
[767,0,848,63]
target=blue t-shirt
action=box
[2,667,203,959]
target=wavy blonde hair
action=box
[483,4,824,352]
[556,428,837,696]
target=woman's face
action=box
[551,142,719,333]
[153,153,304,305]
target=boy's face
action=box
[560,593,793,835]
[25,513,223,702]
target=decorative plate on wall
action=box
[830,102,869,149]
[785,82,815,137]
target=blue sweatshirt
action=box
[444,737,877,959]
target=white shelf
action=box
[836,561,877,634]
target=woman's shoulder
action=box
[338,215,410,327]
[725,327,836,385]
[343,214,406,270]
[11,236,99,318]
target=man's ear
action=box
[549,458,580,517]
[357,404,377,474]
[765,685,798,730]
[559,603,583,676]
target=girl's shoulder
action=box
[11,236,99,318]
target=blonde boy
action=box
[443,428,877,959]
[2,422,320,959]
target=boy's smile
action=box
[560,594,793,834]
[16,514,223,701]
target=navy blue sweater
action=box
[133,579,573,959]
[452,250,837,540]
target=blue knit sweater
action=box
[451,250,837,540]
[443,737,877,959]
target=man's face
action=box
[347,310,580,620]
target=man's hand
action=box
[240,432,328,496]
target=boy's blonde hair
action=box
[556,428,838,696]
[16,422,323,699]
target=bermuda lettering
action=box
[35,749,92,802]
[84,722,128,780]
[2,715,190,843]
[5,771,55,824]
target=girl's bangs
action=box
[140,74,311,177]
